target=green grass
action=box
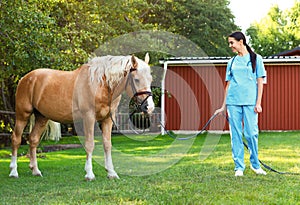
[0,132,300,205]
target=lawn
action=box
[0,132,299,205]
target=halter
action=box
[126,67,152,114]
[108,65,153,131]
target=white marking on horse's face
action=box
[134,59,155,114]
[146,96,155,114]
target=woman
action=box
[215,31,267,177]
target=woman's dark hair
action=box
[229,31,257,73]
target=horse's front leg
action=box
[101,117,119,179]
[83,115,96,181]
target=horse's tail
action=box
[29,114,61,141]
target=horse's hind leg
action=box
[9,119,28,178]
[28,113,48,176]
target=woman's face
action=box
[228,37,243,53]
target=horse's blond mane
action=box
[88,55,131,88]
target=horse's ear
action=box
[131,55,138,68]
[145,53,150,64]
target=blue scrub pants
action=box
[227,105,261,171]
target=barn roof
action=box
[159,56,300,65]
[274,47,300,56]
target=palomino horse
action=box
[9,54,154,180]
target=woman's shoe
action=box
[235,170,244,177]
[250,165,267,175]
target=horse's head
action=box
[126,53,154,115]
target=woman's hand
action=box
[214,106,226,115]
[254,104,262,113]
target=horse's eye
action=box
[134,79,140,84]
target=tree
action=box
[0,0,145,109]
[0,0,239,141]
[246,2,300,56]
[1,0,238,108]
[140,0,238,56]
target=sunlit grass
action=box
[0,132,299,204]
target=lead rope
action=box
[160,113,300,175]
[222,114,300,175]
[159,113,219,140]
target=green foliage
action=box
[1,1,71,76]
[0,132,300,204]
[246,2,300,56]
[0,0,238,136]
[0,0,237,80]
[141,0,238,56]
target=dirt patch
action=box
[42,144,83,152]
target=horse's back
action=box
[15,68,80,122]
[16,68,71,100]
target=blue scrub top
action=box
[225,53,266,106]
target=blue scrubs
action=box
[225,54,266,171]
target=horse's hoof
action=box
[85,176,96,181]
[107,173,120,179]
[9,173,19,178]
[33,173,43,177]
[32,169,43,177]
[107,169,119,179]
[85,173,96,181]
[9,170,19,178]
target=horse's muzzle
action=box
[133,91,154,114]
[145,96,155,114]
[140,101,148,113]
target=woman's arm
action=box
[255,77,264,113]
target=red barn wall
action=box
[164,62,300,131]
